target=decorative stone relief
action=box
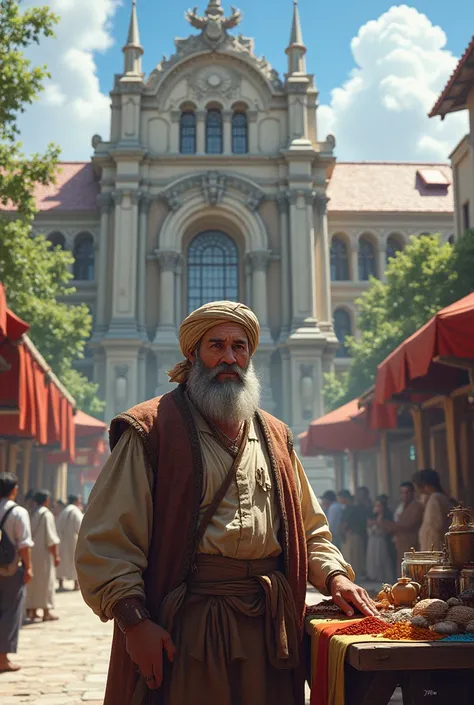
[188,66,241,102]
[201,171,227,205]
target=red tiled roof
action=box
[2,160,454,215]
[327,162,454,214]
[430,36,474,119]
[2,162,99,213]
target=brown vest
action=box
[105,385,308,705]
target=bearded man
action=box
[76,301,376,705]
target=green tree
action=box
[324,232,474,410]
[0,0,104,417]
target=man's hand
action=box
[125,619,176,690]
[54,557,61,568]
[330,575,378,617]
[23,567,33,584]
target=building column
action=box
[288,189,318,334]
[108,189,140,337]
[350,242,359,282]
[95,193,112,332]
[196,110,206,154]
[223,110,232,155]
[378,243,387,282]
[153,250,181,344]
[137,194,151,333]
[314,194,333,330]
[277,192,291,341]
[247,250,272,344]
[175,255,184,322]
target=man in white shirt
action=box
[321,490,344,549]
[0,472,34,673]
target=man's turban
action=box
[167,301,260,384]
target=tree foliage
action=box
[324,232,474,410]
[0,0,104,417]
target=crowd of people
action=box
[0,473,83,673]
[320,468,454,585]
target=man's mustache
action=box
[208,363,245,381]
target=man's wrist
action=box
[325,570,350,593]
[112,597,151,635]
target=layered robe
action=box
[26,507,60,610]
[56,504,83,581]
[76,387,353,705]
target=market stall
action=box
[306,505,474,705]
[0,282,75,493]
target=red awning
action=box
[46,411,107,465]
[0,283,76,459]
[74,410,107,438]
[375,292,474,405]
[300,399,380,456]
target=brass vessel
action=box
[459,566,474,593]
[401,548,443,598]
[445,506,474,567]
[426,563,460,600]
[388,577,421,607]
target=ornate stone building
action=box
[20,1,454,488]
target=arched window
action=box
[330,236,349,281]
[187,231,238,313]
[73,233,95,281]
[358,237,376,280]
[386,235,402,263]
[232,112,248,154]
[180,111,196,154]
[47,232,66,250]
[334,308,352,358]
[206,109,223,154]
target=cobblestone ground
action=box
[2,582,401,704]
[1,582,111,704]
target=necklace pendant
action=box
[230,443,239,455]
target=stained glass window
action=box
[180,111,196,154]
[73,233,95,281]
[330,236,349,281]
[232,112,248,154]
[206,109,223,154]
[187,231,238,313]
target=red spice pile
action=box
[335,617,387,636]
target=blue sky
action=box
[19,1,473,161]
[97,0,474,108]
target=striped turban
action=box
[167,301,260,384]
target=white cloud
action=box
[18,0,120,160]
[318,5,469,161]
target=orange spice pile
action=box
[380,623,444,641]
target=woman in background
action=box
[366,495,397,584]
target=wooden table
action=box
[306,620,474,705]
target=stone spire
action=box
[286,0,307,75]
[123,0,144,75]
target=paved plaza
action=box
[1,584,111,705]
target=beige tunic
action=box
[56,504,83,581]
[26,507,60,610]
[76,408,353,621]
[419,492,452,551]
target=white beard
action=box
[187,357,261,424]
